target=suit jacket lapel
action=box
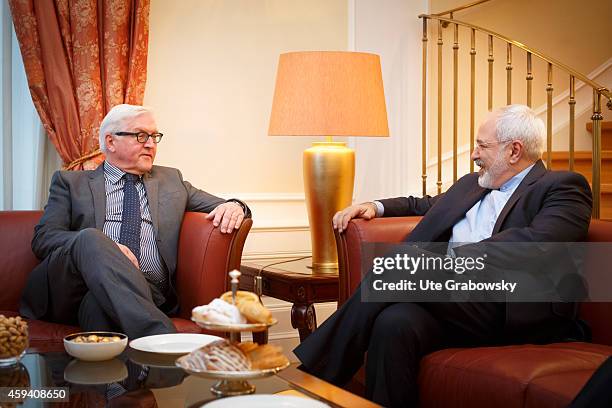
[89,165,106,229]
[408,178,489,242]
[440,182,490,233]
[457,182,490,222]
[143,172,159,237]
[492,160,547,234]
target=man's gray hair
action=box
[99,104,154,153]
[495,104,545,160]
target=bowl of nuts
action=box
[63,332,128,362]
[0,315,29,366]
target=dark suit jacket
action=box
[379,160,593,338]
[21,163,250,319]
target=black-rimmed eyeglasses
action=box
[114,131,163,144]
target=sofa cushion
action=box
[1,311,79,353]
[525,369,595,408]
[0,211,41,311]
[419,342,612,408]
[170,317,204,334]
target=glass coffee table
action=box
[0,347,380,407]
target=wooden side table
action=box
[239,257,338,342]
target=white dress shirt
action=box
[373,164,534,254]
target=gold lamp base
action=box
[303,141,354,272]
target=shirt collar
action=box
[498,163,535,192]
[104,161,142,184]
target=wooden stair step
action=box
[588,183,612,193]
[586,121,612,132]
[542,151,612,185]
[586,121,612,150]
[590,183,612,220]
[542,150,612,160]
[601,183,612,193]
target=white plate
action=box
[129,333,222,354]
[201,394,330,407]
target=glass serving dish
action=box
[0,349,26,367]
[179,271,290,396]
[191,318,278,333]
[175,355,290,396]
[0,315,28,367]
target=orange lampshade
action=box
[268,51,389,137]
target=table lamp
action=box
[268,51,389,272]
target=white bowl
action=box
[63,332,128,362]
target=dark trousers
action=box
[294,286,505,408]
[39,228,175,339]
[569,357,612,408]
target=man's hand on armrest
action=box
[206,201,245,233]
[333,202,378,233]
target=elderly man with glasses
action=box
[20,104,250,339]
[295,104,593,408]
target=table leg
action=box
[291,303,317,342]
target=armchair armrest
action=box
[0,211,43,311]
[175,212,252,319]
[335,216,422,306]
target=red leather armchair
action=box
[335,217,612,408]
[0,211,251,352]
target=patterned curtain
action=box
[8,0,150,170]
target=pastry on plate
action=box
[192,298,246,325]
[235,341,259,354]
[182,339,251,371]
[220,291,273,324]
[237,342,290,370]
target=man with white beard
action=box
[294,104,593,408]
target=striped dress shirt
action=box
[103,161,168,292]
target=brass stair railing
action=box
[431,0,492,17]
[419,13,612,219]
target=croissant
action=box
[220,291,272,324]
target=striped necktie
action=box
[119,173,141,262]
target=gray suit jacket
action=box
[22,163,247,319]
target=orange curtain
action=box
[8,0,150,170]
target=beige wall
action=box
[425,0,611,191]
[146,0,347,195]
[352,0,428,201]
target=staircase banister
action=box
[431,0,492,17]
[419,14,612,105]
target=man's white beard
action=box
[476,152,510,189]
